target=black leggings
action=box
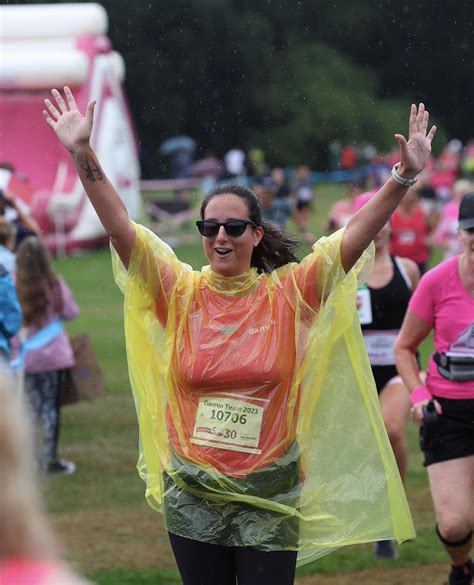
[25,370,65,465]
[168,532,298,585]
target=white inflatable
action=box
[0,3,141,253]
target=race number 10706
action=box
[191,394,266,454]
[210,409,247,425]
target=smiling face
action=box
[202,194,264,277]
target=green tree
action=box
[249,42,411,166]
[2,0,459,168]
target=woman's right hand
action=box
[43,86,95,153]
[410,398,442,426]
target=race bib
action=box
[399,230,416,245]
[363,330,398,366]
[191,394,267,454]
[357,287,373,325]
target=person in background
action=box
[247,147,267,179]
[355,201,420,559]
[434,180,473,259]
[224,147,246,182]
[328,140,341,171]
[461,140,474,180]
[255,173,293,231]
[340,144,357,170]
[431,142,460,204]
[395,193,474,585]
[169,148,193,180]
[190,150,223,195]
[390,183,434,274]
[15,236,79,475]
[271,167,291,200]
[269,168,293,231]
[0,261,22,364]
[325,181,365,232]
[0,188,42,248]
[0,365,90,584]
[292,165,315,244]
[0,216,17,274]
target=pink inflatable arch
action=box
[0,3,141,254]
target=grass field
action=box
[47,185,448,585]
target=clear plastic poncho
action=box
[112,221,415,566]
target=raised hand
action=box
[43,87,96,153]
[395,103,437,179]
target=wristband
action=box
[410,385,433,406]
[391,162,418,187]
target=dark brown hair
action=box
[15,237,63,326]
[0,217,14,247]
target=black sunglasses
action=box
[196,219,258,238]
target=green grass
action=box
[91,569,182,585]
[48,185,442,584]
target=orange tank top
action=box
[166,277,302,476]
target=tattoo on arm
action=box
[79,154,105,182]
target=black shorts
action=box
[296,200,311,211]
[423,397,474,466]
[371,365,399,394]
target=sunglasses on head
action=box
[196,219,257,238]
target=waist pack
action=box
[433,352,474,383]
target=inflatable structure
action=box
[0,3,141,253]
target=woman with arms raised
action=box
[44,88,435,585]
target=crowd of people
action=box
[0,165,79,478]
[0,87,472,585]
[0,166,85,582]
[325,145,474,580]
[187,137,474,263]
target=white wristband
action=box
[391,163,417,187]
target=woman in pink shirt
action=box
[325,181,364,232]
[395,192,474,585]
[15,236,79,476]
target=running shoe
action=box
[446,560,473,585]
[46,459,76,476]
[374,539,398,559]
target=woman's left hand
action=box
[395,103,437,179]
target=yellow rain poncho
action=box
[112,221,415,566]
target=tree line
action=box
[7,0,472,169]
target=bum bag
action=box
[433,352,474,383]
